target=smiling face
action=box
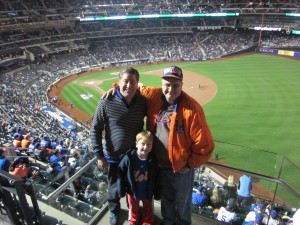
[162,77,183,104]
[119,72,139,104]
[136,137,153,160]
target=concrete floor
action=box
[96,197,219,225]
[0,194,220,225]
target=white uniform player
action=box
[217,198,237,223]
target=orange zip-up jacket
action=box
[140,86,215,173]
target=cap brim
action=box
[162,75,182,80]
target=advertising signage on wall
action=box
[257,48,278,54]
[257,48,300,59]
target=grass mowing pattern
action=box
[62,54,300,204]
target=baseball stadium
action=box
[0,1,300,225]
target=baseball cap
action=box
[197,186,205,192]
[250,204,256,212]
[14,157,23,163]
[162,66,183,81]
[271,210,278,219]
[257,204,265,212]
[34,143,41,148]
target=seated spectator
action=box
[71,132,77,141]
[68,152,80,174]
[256,204,265,215]
[40,135,54,153]
[244,204,258,223]
[209,187,224,209]
[21,133,31,148]
[13,134,22,147]
[56,139,69,155]
[216,198,237,224]
[1,121,8,133]
[13,128,24,141]
[28,138,39,153]
[9,158,26,178]
[73,178,85,196]
[202,175,215,190]
[84,182,107,205]
[77,152,93,168]
[223,175,237,201]
[49,149,63,165]
[262,208,281,225]
[53,156,68,173]
[34,142,49,162]
[0,148,10,172]
[192,185,209,207]
[285,208,299,225]
[242,213,263,225]
[237,175,252,206]
[243,204,265,225]
[50,137,58,149]
[70,145,82,158]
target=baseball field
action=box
[51,53,300,206]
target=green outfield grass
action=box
[62,54,300,205]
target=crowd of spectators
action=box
[1,14,299,72]
[2,29,300,74]
[191,171,299,225]
[262,32,300,48]
[0,0,298,26]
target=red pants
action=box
[127,194,153,225]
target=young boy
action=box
[118,130,157,225]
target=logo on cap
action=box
[163,66,183,80]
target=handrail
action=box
[46,157,97,202]
[205,161,300,200]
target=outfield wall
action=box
[221,46,256,58]
[256,47,300,59]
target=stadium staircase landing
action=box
[0,194,221,225]
[95,197,221,225]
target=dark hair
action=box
[119,67,140,82]
[53,149,60,155]
[9,160,21,172]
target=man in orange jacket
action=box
[140,66,214,225]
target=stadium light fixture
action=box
[79,12,239,21]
